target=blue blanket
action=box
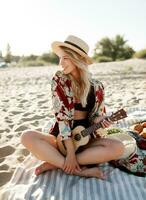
[0,107,146,200]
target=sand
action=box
[0,58,146,190]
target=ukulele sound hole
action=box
[74,134,81,141]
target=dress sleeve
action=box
[89,80,106,123]
[51,71,74,140]
[95,81,106,115]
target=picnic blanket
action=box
[0,107,146,200]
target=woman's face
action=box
[59,55,78,75]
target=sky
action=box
[0,0,146,56]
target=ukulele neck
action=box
[81,121,103,137]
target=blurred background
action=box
[0,0,146,189]
[0,0,146,67]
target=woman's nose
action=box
[59,58,63,65]
[59,58,64,66]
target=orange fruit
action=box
[133,124,143,134]
[141,132,146,139]
[142,122,146,128]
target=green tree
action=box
[21,54,38,62]
[48,52,59,64]
[93,35,135,62]
[39,53,51,63]
[39,52,59,64]
[4,43,12,63]
[134,49,146,59]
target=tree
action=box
[93,35,135,62]
[39,52,59,64]
[48,52,59,64]
[23,54,38,61]
[5,43,12,63]
[134,49,146,59]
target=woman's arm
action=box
[51,71,81,173]
[63,139,81,174]
[93,115,111,128]
[51,71,73,140]
[90,80,110,128]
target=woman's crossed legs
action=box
[21,130,124,179]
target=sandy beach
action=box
[0,58,146,190]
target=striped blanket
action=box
[1,107,146,200]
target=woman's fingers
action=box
[63,163,74,174]
[63,156,81,174]
[63,164,79,174]
[101,119,111,128]
[76,163,82,171]
[94,115,104,123]
[64,166,71,173]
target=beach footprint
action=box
[0,146,15,158]
[14,124,29,132]
[0,171,13,187]
[0,158,5,164]
[0,164,9,171]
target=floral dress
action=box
[46,70,106,140]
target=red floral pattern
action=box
[49,70,106,140]
[112,151,146,176]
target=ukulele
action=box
[57,109,127,155]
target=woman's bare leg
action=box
[32,134,106,178]
[73,138,124,179]
[73,166,106,179]
[21,130,105,178]
[35,162,58,175]
[34,134,58,175]
[76,138,124,165]
[21,131,124,178]
[21,130,65,169]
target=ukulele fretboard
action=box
[81,122,102,137]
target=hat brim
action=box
[51,41,93,65]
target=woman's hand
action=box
[63,152,81,174]
[101,118,111,128]
[94,115,111,128]
[63,138,81,174]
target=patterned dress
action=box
[46,70,106,140]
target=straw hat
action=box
[51,35,93,64]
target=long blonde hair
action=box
[60,46,91,107]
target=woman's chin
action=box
[63,70,69,74]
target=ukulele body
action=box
[57,125,90,156]
[56,109,127,156]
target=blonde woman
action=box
[21,35,124,179]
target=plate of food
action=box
[128,121,146,150]
[106,127,124,135]
[130,121,146,138]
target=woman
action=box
[21,35,124,179]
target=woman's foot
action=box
[35,162,57,176]
[74,167,106,179]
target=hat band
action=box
[64,41,87,54]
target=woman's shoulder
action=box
[90,77,105,102]
[90,77,104,90]
[52,71,71,88]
